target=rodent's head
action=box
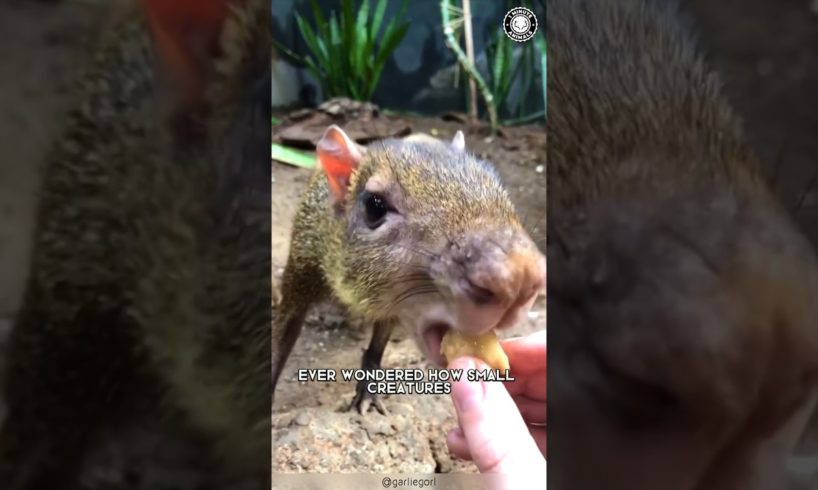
[141,0,271,219]
[138,0,271,464]
[317,126,546,366]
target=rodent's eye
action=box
[362,191,389,229]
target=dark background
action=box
[685,0,818,247]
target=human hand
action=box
[447,330,547,474]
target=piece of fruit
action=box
[441,330,510,371]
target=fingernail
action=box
[452,359,484,413]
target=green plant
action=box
[484,27,517,117]
[441,0,498,130]
[281,0,410,101]
[483,0,546,125]
[271,143,316,169]
[533,32,547,121]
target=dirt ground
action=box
[0,0,815,485]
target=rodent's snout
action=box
[434,229,546,334]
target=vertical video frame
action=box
[271,0,547,485]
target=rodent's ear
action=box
[452,131,466,152]
[139,0,236,121]
[317,125,365,210]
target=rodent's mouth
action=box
[423,322,450,367]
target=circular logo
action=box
[503,7,538,42]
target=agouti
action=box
[272,127,547,413]
[547,0,818,489]
[0,0,271,488]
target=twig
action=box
[462,0,478,121]
[440,0,498,131]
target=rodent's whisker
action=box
[387,285,441,313]
[386,291,441,317]
[390,273,434,286]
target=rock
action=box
[361,416,395,437]
[293,412,311,426]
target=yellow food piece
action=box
[441,331,510,371]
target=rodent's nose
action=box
[461,277,496,304]
[445,231,546,333]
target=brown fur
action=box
[547,1,818,489]
[0,1,271,488]
[272,133,543,411]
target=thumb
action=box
[449,357,547,475]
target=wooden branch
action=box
[462,0,478,120]
[440,0,498,131]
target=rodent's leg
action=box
[347,320,395,415]
[271,306,309,400]
[271,262,324,403]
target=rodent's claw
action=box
[348,381,389,415]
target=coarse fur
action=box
[0,1,271,488]
[272,130,545,412]
[307,139,518,319]
[547,0,818,489]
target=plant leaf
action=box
[370,0,388,39]
[491,34,506,97]
[327,13,346,96]
[369,24,409,96]
[372,23,409,88]
[534,32,547,119]
[365,0,389,66]
[271,144,317,169]
[295,14,321,63]
[342,0,355,62]
[329,15,341,51]
[395,0,409,25]
[497,34,514,107]
[307,0,327,33]
[292,0,409,101]
[354,0,370,76]
[272,39,305,67]
[512,42,534,118]
[300,56,328,95]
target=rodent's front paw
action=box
[347,380,388,415]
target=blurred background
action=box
[272,0,546,121]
